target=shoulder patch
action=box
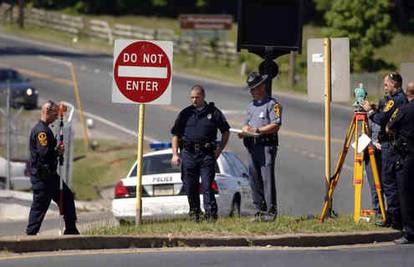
[273,103,282,118]
[37,132,48,147]
[390,108,399,122]
[383,100,394,112]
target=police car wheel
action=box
[229,193,241,217]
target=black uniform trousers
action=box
[381,142,401,220]
[246,143,277,215]
[26,174,77,235]
[396,154,414,239]
[181,148,217,217]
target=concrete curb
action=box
[0,231,401,253]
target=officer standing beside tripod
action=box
[26,100,79,235]
[386,81,414,244]
[362,72,407,229]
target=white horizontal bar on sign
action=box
[118,66,168,79]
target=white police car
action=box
[112,144,255,223]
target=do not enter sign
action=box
[112,40,173,105]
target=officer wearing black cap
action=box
[362,72,408,229]
[26,100,79,235]
[386,81,414,244]
[171,85,230,222]
[240,72,282,222]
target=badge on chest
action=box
[259,111,265,119]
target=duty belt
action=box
[182,141,216,152]
[244,134,278,146]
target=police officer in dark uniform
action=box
[362,72,408,229]
[240,72,282,222]
[26,100,79,235]
[171,85,230,222]
[386,81,414,244]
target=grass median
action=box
[71,138,139,201]
[85,215,385,236]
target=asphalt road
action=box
[0,32,373,216]
[1,245,414,267]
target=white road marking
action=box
[82,111,160,143]
[38,55,71,67]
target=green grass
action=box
[85,215,385,236]
[375,32,414,67]
[71,139,138,201]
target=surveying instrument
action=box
[58,102,68,235]
[320,84,387,223]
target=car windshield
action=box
[0,70,25,83]
[130,153,180,177]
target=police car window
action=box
[129,154,180,177]
[220,152,237,176]
[228,153,248,177]
[226,152,247,177]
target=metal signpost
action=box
[112,39,173,225]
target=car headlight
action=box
[26,88,33,96]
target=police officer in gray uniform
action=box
[240,72,282,222]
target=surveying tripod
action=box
[320,111,387,223]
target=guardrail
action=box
[0,5,239,64]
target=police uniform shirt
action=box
[171,102,230,142]
[387,101,414,142]
[245,96,282,130]
[29,121,58,177]
[369,88,407,129]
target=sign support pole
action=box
[324,38,332,213]
[135,103,145,225]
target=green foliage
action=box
[313,0,332,12]
[324,0,393,72]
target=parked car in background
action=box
[0,68,38,110]
[0,156,31,190]
[112,145,255,223]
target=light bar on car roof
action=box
[150,142,172,150]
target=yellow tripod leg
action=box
[353,115,364,223]
[320,117,355,222]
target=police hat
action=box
[246,72,268,91]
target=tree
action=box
[324,0,392,72]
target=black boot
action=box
[63,227,80,235]
[204,213,218,223]
[64,221,80,235]
[391,211,403,231]
[189,210,201,223]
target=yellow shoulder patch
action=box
[273,103,282,118]
[390,108,399,121]
[383,100,394,112]
[37,132,48,147]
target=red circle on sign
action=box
[114,41,171,103]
